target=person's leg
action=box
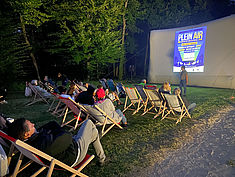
[187,103,196,113]
[179,80,183,95]
[73,119,105,164]
[116,109,127,124]
[182,80,186,95]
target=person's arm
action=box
[186,72,188,85]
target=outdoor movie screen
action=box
[173,26,207,72]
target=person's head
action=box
[7,118,35,140]
[87,85,95,95]
[84,83,89,89]
[77,82,83,86]
[96,88,106,100]
[141,79,146,84]
[58,72,62,78]
[31,80,38,85]
[181,65,185,71]
[163,81,171,91]
[44,76,48,81]
[58,86,66,94]
[97,84,103,89]
[173,87,181,95]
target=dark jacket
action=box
[27,121,78,166]
[75,86,95,105]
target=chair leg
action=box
[46,159,55,177]
[12,153,24,177]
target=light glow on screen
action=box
[173,26,207,72]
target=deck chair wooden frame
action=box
[134,85,149,114]
[161,94,191,124]
[123,87,142,114]
[58,97,89,131]
[0,130,94,177]
[26,83,50,106]
[142,89,164,118]
[48,93,67,118]
[94,105,123,137]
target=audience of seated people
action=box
[30,80,53,98]
[173,87,196,113]
[7,118,106,167]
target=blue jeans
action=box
[180,80,187,95]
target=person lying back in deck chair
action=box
[7,118,106,167]
[31,80,53,98]
[173,87,196,113]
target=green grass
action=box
[0,85,234,177]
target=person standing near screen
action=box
[179,65,188,96]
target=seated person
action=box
[159,81,171,94]
[7,118,106,167]
[105,89,122,105]
[83,98,127,127]
[75,85,95,105]
[56,72,69,87]
[31,80,53,98]
[77,82,87,92]
[67,82,80,99]
[173,87,196,113]
[43,75,57,92]
[138,79,147,87]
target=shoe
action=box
[97,157,109,167]
[121,123,128,128]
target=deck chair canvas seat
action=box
[82,99,123,137]
[142,89,164,118]
[123,87,142,115]
[0,130,94,177]
[26,83,51,106]
[162,94,191,124]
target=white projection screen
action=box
[148,15,235,89]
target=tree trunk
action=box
[119,0,128,80]
[20,15,41,81]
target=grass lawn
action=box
[0,84,234,177]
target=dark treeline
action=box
[0,0,234,88]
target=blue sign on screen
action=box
[173,26,207,72]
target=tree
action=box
[9,0,51,81]
[45,0,125,79]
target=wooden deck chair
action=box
[58,97,88,131]
[116,83,126,98]
[0,130,94,177]
[161,94,191,124]
[134,85,148,114]
[142,89,164,118]
[82,99,123,137]
[123,87,142,114]
[26,83,50,106]
[48,93,67,117]
[94,105,123,137]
